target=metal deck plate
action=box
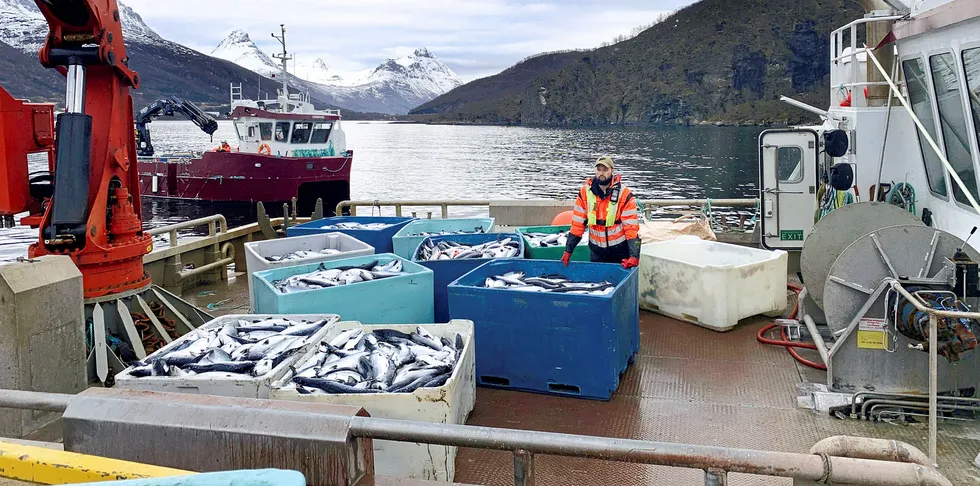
[454,313,980,485]
[800,202,920,310]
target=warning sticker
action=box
[857,318,887,350]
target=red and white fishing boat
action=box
[137,26,352,214]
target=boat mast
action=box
[271,24,292,111]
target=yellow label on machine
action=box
[857,318,888,350]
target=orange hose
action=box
[757,283,828,371]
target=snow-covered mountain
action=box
[0,0,352,114]
[210,29,281,77]
[210,29,463,114]
[0,0,164,52]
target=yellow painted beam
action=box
[0,442,193,484]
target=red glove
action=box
[621,257,639,269]
[561,251,572,266]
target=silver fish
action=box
[126,318,328,379]
[283,326,462,394]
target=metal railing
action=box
[829,14,905,108]
[336,198,759,226]
[147,215,228,249]
[146,215,232,285]
[886,279,980,464]
[336,199,493,218]
[0,390,952,486]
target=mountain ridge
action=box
[209,28,462,114]
[0,1,383,119]
[411,0,865,127]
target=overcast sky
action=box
[125,0,696,82]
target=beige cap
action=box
[595,156,614,169]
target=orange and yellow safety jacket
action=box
[568,175,640,251]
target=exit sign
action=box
[780,230,804,241]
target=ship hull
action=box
[137,151,352,214]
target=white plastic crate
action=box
[639,236,787,332]
[114,314,340,398]
[269,320,476,482]
[244,233,375,312]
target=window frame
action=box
[960,43,980,205]
[901,53,950,200]
[258,122,273,141]
[274,121,291,142]
[776,146,804,184]
[929,50,980,208]
[309,122,333,144]
[290,121,313,144]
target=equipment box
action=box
[243,233,375,312]
[269,320,476,482]
[252,254,434,324]
[392,218,495,259]
[639,236,787,332]
[516,225,589,261]
[447,260,638,400]
[113,314,339,398]
[412,233,523,323]
[285,216,414,253]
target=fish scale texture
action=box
[452,313,980,485]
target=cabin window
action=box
[930,52,979,205]
[258,123,273,141]
[903,58,948,197]
[247,126,256,139]
[963,47,980,171]
[777,146,803,183]
[290,122,313,144]
[309,122,333,144]
[274,122,290,142]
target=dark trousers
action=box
[589,242,630,264]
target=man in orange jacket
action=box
[562,156,641,268]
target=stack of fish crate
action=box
[251,254,434,324]
[391,217,495,259]
[268,320,476,482]
[447,260,639,400]
[113,314,340,398]
[412,233,524,323]
[285,216,415,253]
[243,232,376,312]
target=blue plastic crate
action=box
[252,253,434,324]
[413,233,524,323]
[392,218,496,259]
[285,216,415,253]
[77,469,306,486]
[447,259,639,400]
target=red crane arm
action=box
[0,0,151,299]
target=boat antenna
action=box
[271,24,292,110]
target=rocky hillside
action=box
[412,0,864,126]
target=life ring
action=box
[258,143,272,155]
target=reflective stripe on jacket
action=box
[569,175,639,248]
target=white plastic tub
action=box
[638,236,787,332]
[113,314,340,398]
[268,320,476,482]
[244,233,375,311]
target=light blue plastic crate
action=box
[392,218,496,259]
[252,253,434,324]
[447,259,639,401]
[285,216,415,253]
[73,469,306,486]
[411,232,523,323]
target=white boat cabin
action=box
[228,83,349,159]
